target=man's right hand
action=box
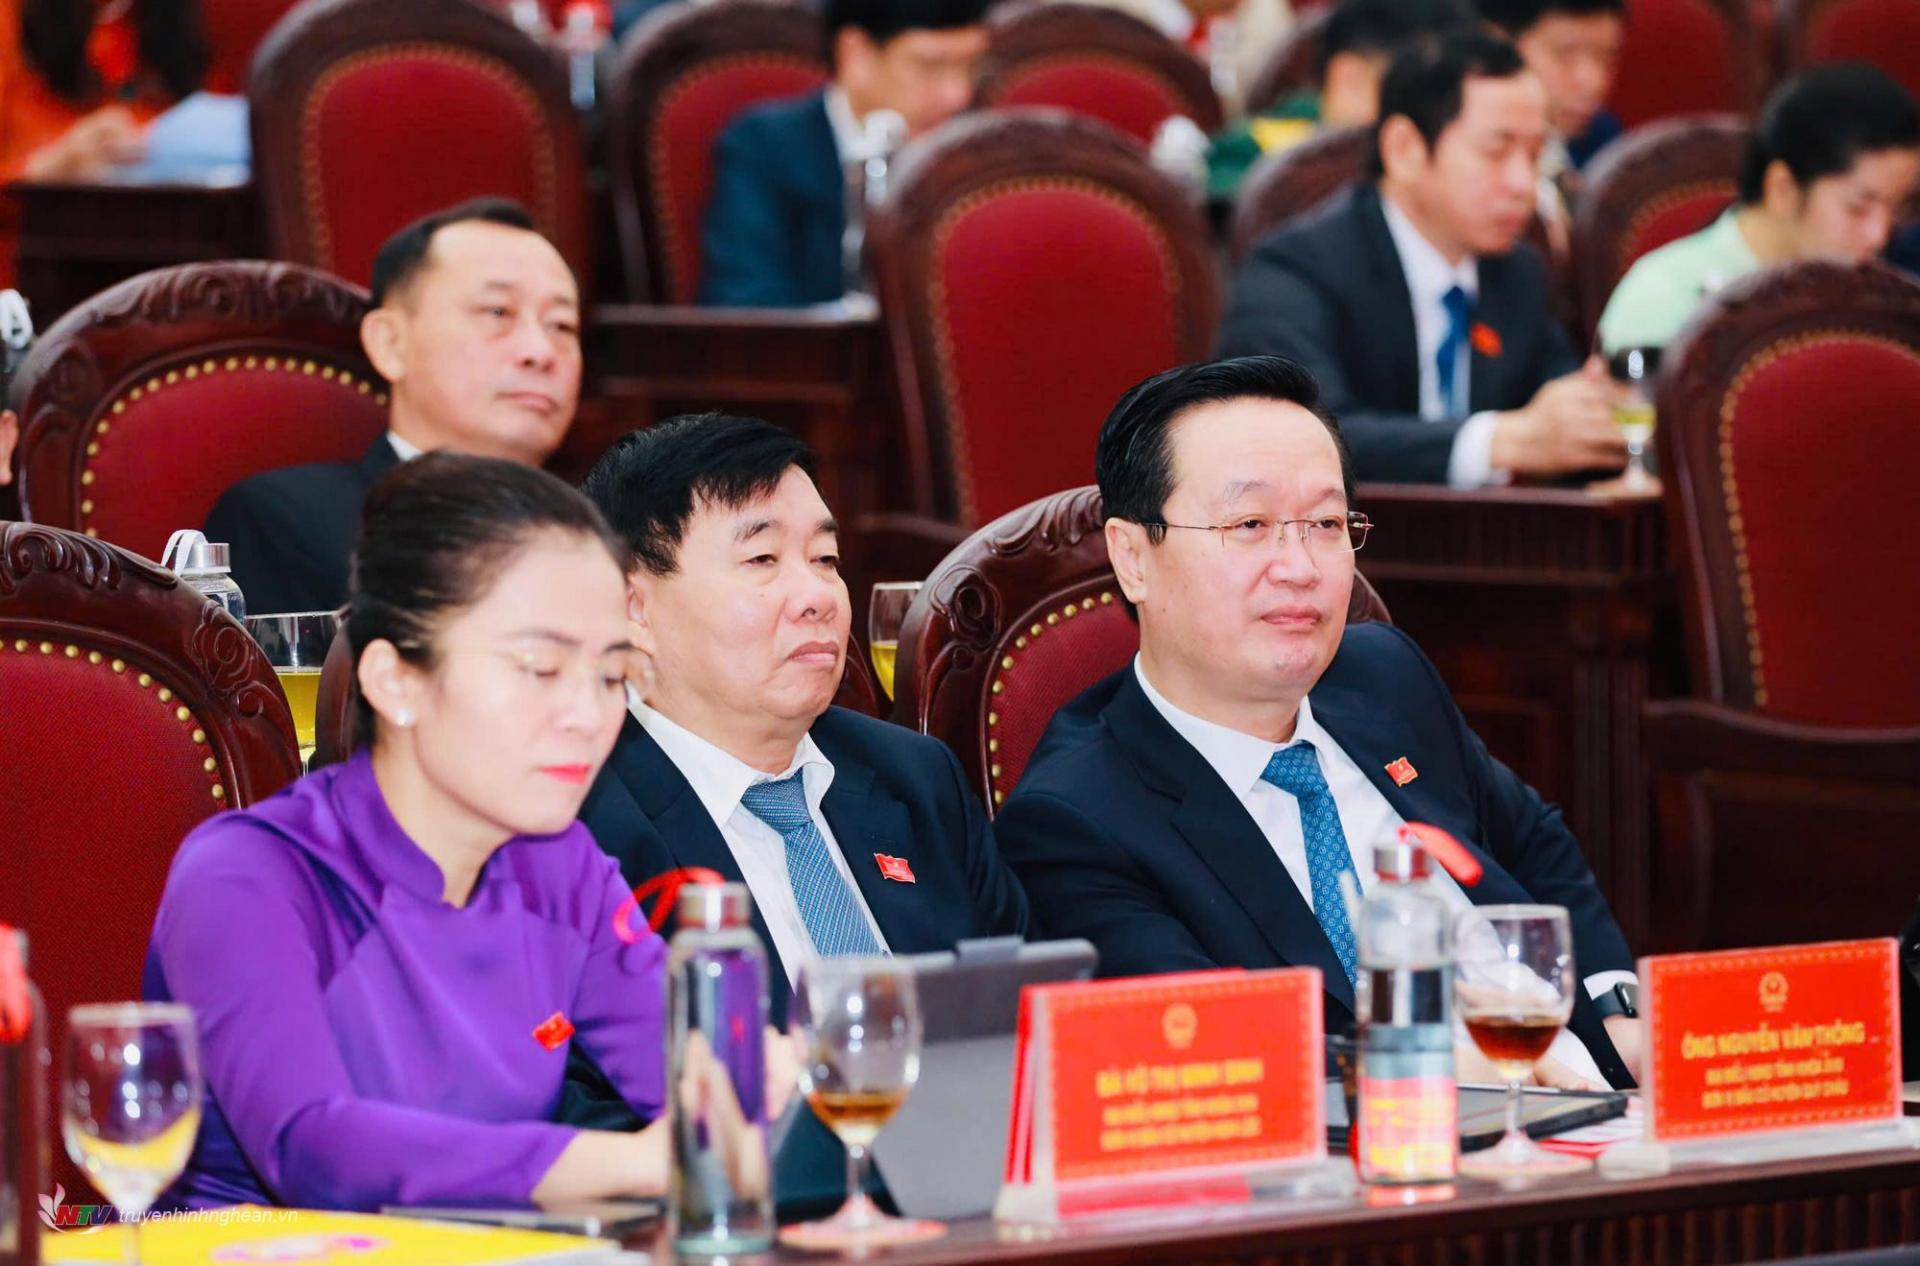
[0,410,17,486]
[22,106,146,181]
[1490,356,1630,477]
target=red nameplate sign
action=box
[1642,939,1901,1142]
[995,968,1324,1224]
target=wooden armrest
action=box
[1642,699,1920,783]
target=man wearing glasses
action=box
[995,356,1642,1089]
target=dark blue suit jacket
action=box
[563,705,1027,1213]
[697,91,846,308]
[1217,183,1580,484]
[994,622,1636,1088]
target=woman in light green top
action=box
[1598,64,1920,354]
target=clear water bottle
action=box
[160,530,245,621]
[1354,835,1457,1184]
[668,883,774,1255]
[0,929,47,1266]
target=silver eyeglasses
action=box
[1144,511,1373,556]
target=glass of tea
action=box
[245,611,339,768]
[1453,904,1589,1177]
[788,957,926,1247]
[1608,346,1660,488]
[867,582,921,701]
[63,1003,203,1264]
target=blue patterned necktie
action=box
[1261,743,1359,984]
[1437,283,1474,417]
[739,773,881,958]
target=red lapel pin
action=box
[875,854,916,884]
[532,1011,575,1051]
[1470,322,1502,358]
[1385,757,1419,787]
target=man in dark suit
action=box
[1217,31,1627,486]
[996,356,1643,1089]
[204,199,581,613]
[569,412,1026,1207]
[697,0,989,308]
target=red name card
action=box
[1642,939,1901,1143]
[995,968,1324,1224]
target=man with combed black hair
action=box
[566,411,1026,1211]
[697,0,989,308]
[997,356,1643,1090]
[1599,64,1920,353]
[1219,30,1628,486]
[205,198,580,614]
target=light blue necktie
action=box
[739,773,882,958]
[1437,283,1474,418]
[1261,743,1359,984]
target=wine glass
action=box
[867,582,921,702]
[63,1004,204,1264]
[1607,346,1661,489]
[245,611,339,768]
[1452,906,1589,1177]
[786,957,932,1248]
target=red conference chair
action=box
[1242,6,1328,117]
[1606,0,1767,128]
[1779,0,1920,98]
[0,521,300,1198]
[607,0,830,303]
[892,486,1389,811]
[199,0,303,94]
[973,3,1224,143]
[1571,114,1747,344]
[249,0,590,290]
[1229,123,1370,261]
[864,110,1217,577]
[1643,261,1920,951]
[11,261,386,563]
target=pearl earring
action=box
[395,708,414,728]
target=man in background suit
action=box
[697,0,989,308]
[1218,31,1627,486]
[569,411,1026,1209]
[996,356,1643,1089]
[204,199,580,613]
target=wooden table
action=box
[1353,484,1685,949]
[635,1148,1920,1264]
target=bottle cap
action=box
[1372,839,1432,882]
[676,882,751,932]
[161,529,230,576]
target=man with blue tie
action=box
[995,357,1643,1089]
[564,412,1025,1208]
[1217,30,1627,486]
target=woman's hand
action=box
[22,106,146,181]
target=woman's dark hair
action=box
[1737,64,1920,205]
[1096,356,1351,546]
[345,452,627,747]
[22,0,208,105]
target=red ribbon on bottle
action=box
[612,866,727,944]
[1399,822,1484,887]
[0,924,31,1045]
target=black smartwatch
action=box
[1593,981,1639,1020]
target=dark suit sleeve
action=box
[205,482,302,617]
[1394,628,1633,976]
[995,789,1216,978]
[1526,253,1582,386]
[697,117,811,309]
[1218,241,1461,485]
[934,740,1028,938]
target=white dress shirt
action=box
[1133,657,1631,1083]
[384,431,423,461]
[822,86,865,165]
[1378,194,1509,491]
[632,696,890,986]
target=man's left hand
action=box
[0,410,17,486]
[1603,1014,1644,1084]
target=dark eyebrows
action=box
[734,518,775,544]
[817,517,840,538]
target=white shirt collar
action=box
[385,431,424,462]
[823,87,866,165]
[1132,655,1335,796]
[629,694,832,830]
[1379,191,1479,310]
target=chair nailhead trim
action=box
[983,592,1117,797]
